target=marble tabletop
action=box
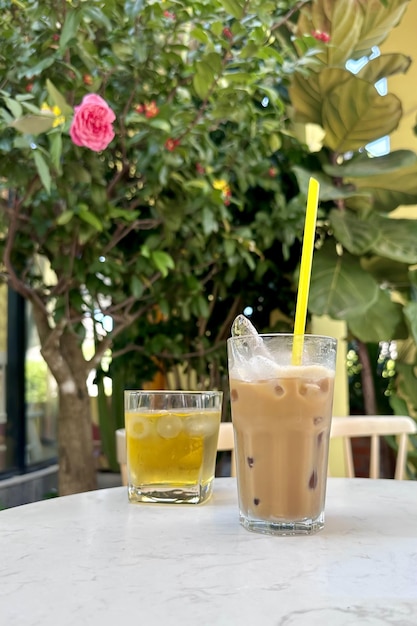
[0,477,416,626]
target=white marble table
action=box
[0,478,416,626]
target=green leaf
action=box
[404,302,417,345]
[46,79,73,116]
[296,0,362,67]
[354,0,409,56]
[368,214,417,264]
[201,207,219,235]
[49,132,63,174]
[78,207,103,231]
[32,151,51,194]
[219,0,244,19]
[358,53,411,83]
[151,251,175,277]
[4,97,23,118]
[346,161,417,212]
[56,210,74,226]
[323,150,417,178]
[347,289,407,342]
[59,10,81,52]
[309,243,379,319]
[329,209,378,255]
[193,72,211,99]
[362,256,410,290]
[292,166,370,202]
[11,114,55,135]
[130,276,144,298]
[322,76,402,153]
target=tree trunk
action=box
[357,339,377,415]
[57,381,97,495]
[31,304,98,495]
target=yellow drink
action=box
[125,407,221,503]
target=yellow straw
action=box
[292,177,320,365]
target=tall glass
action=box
[125,390,223,504]
[227,334,337,535]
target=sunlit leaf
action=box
[78,208,103,231]
[322,78,402,153]
[46,79,73,116]
[56,210,74,226]
[11,114,55,135]
[151,251,175,277]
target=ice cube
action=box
[229,314,272,370]
[299,381,322,397]
[231,314,261,339]
[251,355,280,380]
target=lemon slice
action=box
[127,413,152,439]
[156,414,182,439]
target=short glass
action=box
[125,390,223,504]
[227,334,337,535]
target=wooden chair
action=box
[116,421,236,486]
[330,415,417,480]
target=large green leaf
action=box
[296,0,363,67]
[358,53,412,84]
[362,256,411,290]
[323,150,417,178]
[347,161,417,212]
[354,0,410,57]
[46,79,73,116]
[309,243,379,319]
[329,209,378,255]
[288,73,322,125]
[293,166,371,203]
[11,114,55,135]
[322,76,402,153]
[347,288,407,342]
[368,214,417,264]
[404,302,417,346]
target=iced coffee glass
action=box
[125,390,222,504]
[227,334,337,535]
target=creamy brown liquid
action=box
[230,366,335,522]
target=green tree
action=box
[0,0,313,494]
[288,0,417,474]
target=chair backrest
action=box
[330,415,417,480]
[115,421,236,486]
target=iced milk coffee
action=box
[227,333,336,535]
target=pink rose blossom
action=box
[69,94,115,152]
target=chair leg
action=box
[395,434,407,480]
[370,435,380,479]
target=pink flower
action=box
[69,94,115,152]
